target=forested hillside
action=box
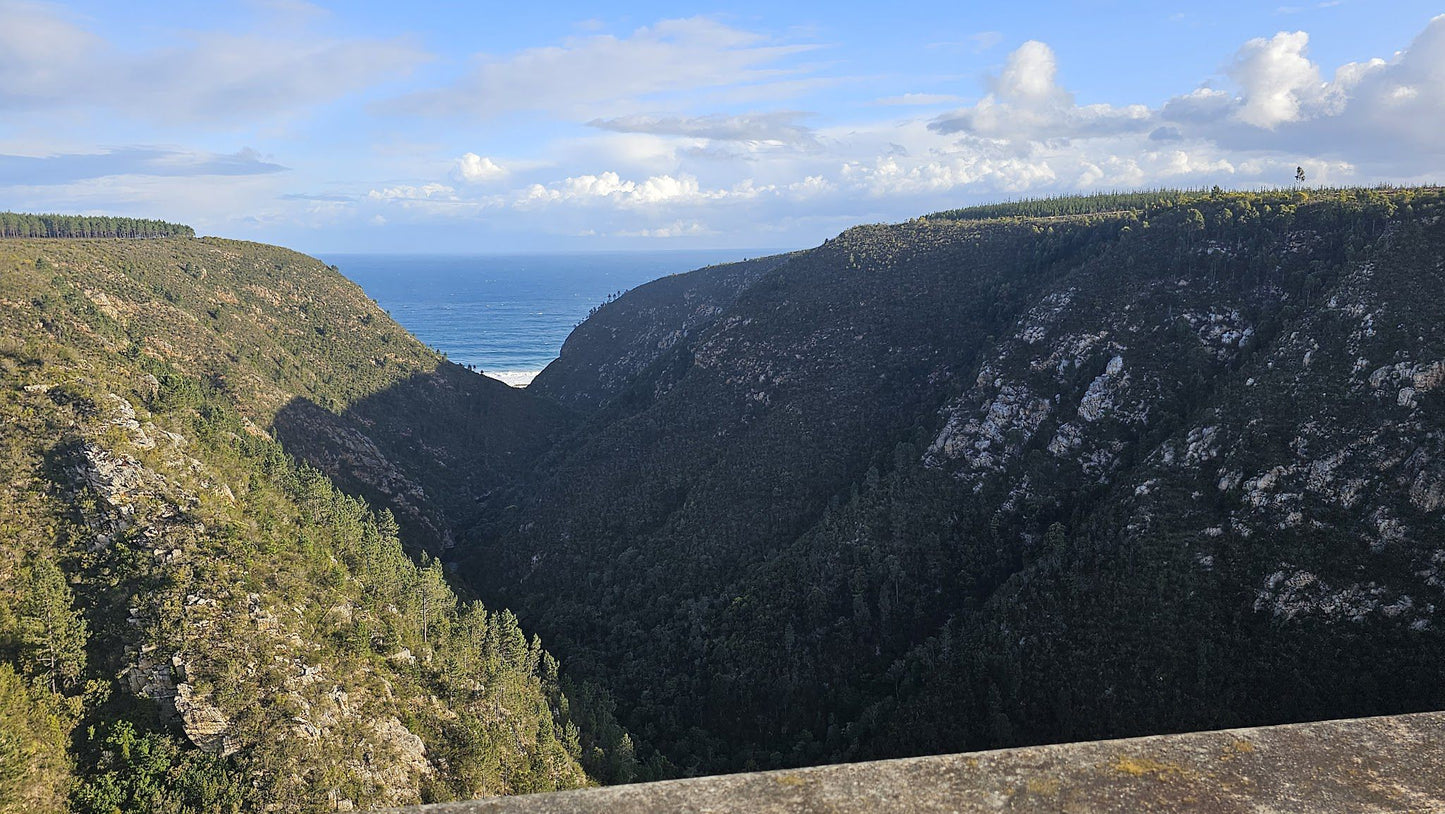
[5,188,1444,810]
[479,187,1445,775]
[0,236,569,551]
[529,253,796,411]
[0,237,628,811]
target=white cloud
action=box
[520,172,729,207]
[587,112,817,146]
[138,34,425,124]
[915,17,1445,184]
[454,153,508,183]
[841,151,1059,197]
[788,175,833,197]
[0,147,285,184]
[361,182,495,221]
[21,9,1429,251]
[290,16,1445,249]
[2,171,289,235]
[0,0,426,124]
[1156,14,1445,170]
[1159,87,1233,124]
[994,40,1068,105]
[0,1,100,109]
[367,183,456,201]
[617,220,712,238]
[1229,31,1329,128]
[385,17,819,119]
[930,41,1152,140]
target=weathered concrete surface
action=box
[391,712,1445,813]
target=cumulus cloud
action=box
[0,147,286,185]
[1157,15,1445,169]
[841,151,1059,197]
[520,172,728,207]
[1229,30,1331,128]
[384,17,819,119]
[28,9,1429,251]
[454,153,508,183]
[917,17,1445,182]
[930,41,1152,140]
[368,183,457,201]
[361,182,495,219]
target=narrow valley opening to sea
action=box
[323,250,769,387]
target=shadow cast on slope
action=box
[272,360,575,554]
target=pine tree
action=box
[17,558,88,694]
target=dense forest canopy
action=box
[489,186,1445,777]
[0,212,194,239]
[926,185,1433,222]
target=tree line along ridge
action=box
[0,212,194,240]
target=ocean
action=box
[322,251,766,387]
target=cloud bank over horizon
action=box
[1,1,1441,252]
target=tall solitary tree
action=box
[17,558,88,694]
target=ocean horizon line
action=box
[328,252,761,384]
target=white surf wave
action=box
[483,370,542,387]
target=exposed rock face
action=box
[124,651,177,708]
[75,443,154,507]
[364,716,435,796]
[175,682,237,756]
[927,378,1053,484]
[1076,355,1125,422]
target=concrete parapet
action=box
[390,711,1445,813]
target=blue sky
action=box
[2,1,1442,252]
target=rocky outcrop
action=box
[175,682,237,756]
[926,376,1052,484]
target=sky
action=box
[2,1,1443,253]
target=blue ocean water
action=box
[322,251,763,386]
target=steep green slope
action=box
[529,253,796,412]
[1,236,570,552]
[468,188,1445,775]
[865,197,1445,756]
[0,237,617,811]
